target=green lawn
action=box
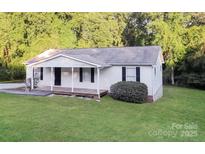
[0,86,204,141]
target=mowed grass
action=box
[0,86,204,141]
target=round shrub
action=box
[110,81,148,103]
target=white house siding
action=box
[26,66,33,79]
[26,54,163,101]
[61,68,72,87]
[26,66,52,87]
[32,56,96,68]
[38,67,52,87]
[99,66,122,90]
[72,68,97,89]
[152,54,163,101]
[99,66,153,96]
[140,66,153,96]
[26,65,155,97]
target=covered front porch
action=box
[26,54,109,99]
[30,66,104,99]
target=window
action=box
[123,67,141,82]
[126,68,136,81]
[82,68,91,82]
[40,67,43,80]
[79,68,95,83]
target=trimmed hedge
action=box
[110,81,148,103]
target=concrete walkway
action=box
[0,83,52,96]
[0,89,52,96]
[0,83,25,89]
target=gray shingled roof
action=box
[26,46,162,67]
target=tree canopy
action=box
[0,12,204,89]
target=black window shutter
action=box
[122,67,126,81]
[91,68,95,83]
[79,68,83,82]
[40,67,43,80]
[136,67,140,82]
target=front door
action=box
[54,67,61,86]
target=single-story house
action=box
[25,46,164,101]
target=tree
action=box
[148,13,191,84]
[70,13,127,48]
[123,12,155,46]
[21,12,77,61]
[190,13,205,26]
[0,12,204,87]
[175,25,205,89]
[0,13,24,68]
[0,13,127,81]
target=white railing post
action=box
[31,67,34,90]
[97,67,100,99]
[50,67,54,91]
[71,67,74,93]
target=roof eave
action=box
[110,63,154,66]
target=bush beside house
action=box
[0,65,25,81]
[110,81,148,103]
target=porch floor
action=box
[35,86,108,98]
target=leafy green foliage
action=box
[0,13,127,80]
[176,43,205,89]
[0,12,204,90]
[149,13,190,67]
[123,12,155,46]
[125,12,205,87]
[71,13,127,48]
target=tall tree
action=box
[148,13,191,84]
[70,13,127,48]
[123,12,155,46]
[0,13,24,68]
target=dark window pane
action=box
[122,67,126,81]
[91,68,95,83]
[79,68,83,82]
[136,67,140,82]
[40,67,43,80]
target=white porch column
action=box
[50,67,54,91]
[31,67,34,90]
[97,67,100,99]
[71,67,74,93]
